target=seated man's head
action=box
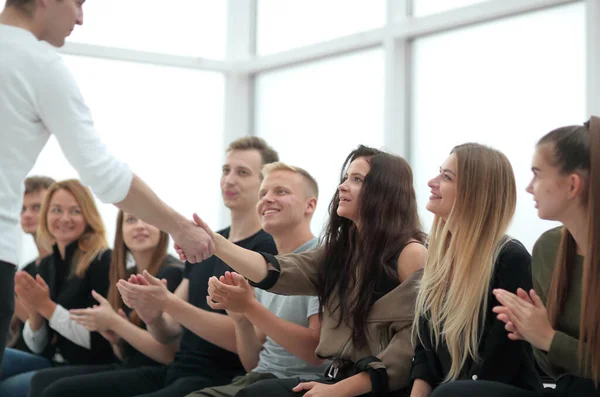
[257,162,318,238]
[21,175,55,236]
[221,137,278,215]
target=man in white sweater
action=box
[0,0,214,367]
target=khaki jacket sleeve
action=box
[250,246,324,296]
[375,269,422,391]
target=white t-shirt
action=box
[253,238,330,379]
[0,25,133,265]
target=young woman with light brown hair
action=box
[28,210,183,397]
[494,117,600,396]
[0,179,113,397]
[409,143,542,397]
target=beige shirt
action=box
[254,246,422,391]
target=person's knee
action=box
[0,372,32,397]
[431,382,463,397]
[41,379,77,397]
[233,384,265,397]
[233,389,250,397]
[30,370,56,397]
[233,383,270,397]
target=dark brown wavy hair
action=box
[318,145,425,347]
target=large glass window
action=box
[68,0,226,58]
[20,55,225,264]
[257,0,385,55]
[411,3,585,251]
[413,0,491,17]
[255,49,385,235]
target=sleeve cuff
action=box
[93,166,133,204]
[549,331,570,363]
[23,320,48,354]
[409,356,437,388]
[305,296,321,319]
[355,356,389,395]
[248,252,281,290]
[548,330,582,375]
[49,304,91,349]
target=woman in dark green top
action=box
[491,117,600,396]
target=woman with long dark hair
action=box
[189,145,427,396]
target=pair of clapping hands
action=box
[112,269,256,325]
[13,270,127,345]
[68,268,255,345]
[493,288,556,352]
[14,271,52,319]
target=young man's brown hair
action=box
[226,136,279,166]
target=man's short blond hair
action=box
[261,162,319,198]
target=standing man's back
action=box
[0,22,132,267]
[0,0,215,368]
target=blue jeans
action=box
[0,348,52,397]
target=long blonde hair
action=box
[414,143,517,381]
[38,179,108,277]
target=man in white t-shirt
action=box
[186,162,328,397]
[0,0,214,367]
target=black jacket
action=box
[36,241,115,365]
[410,239,543,393]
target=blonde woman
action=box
[27,210,183,397]
[1,180,113,397]
[409,144,543,397]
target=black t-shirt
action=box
[121,256,183,368]
[166,227,277,381]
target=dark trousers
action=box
[185,372,278,397]
[233,377,409,397]
[430,377,600,397]
[29,363,123,397]
[0,261,16,372]
[41,365,238,397]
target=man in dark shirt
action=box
[39,138,280,397]
[7,176,55,352]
